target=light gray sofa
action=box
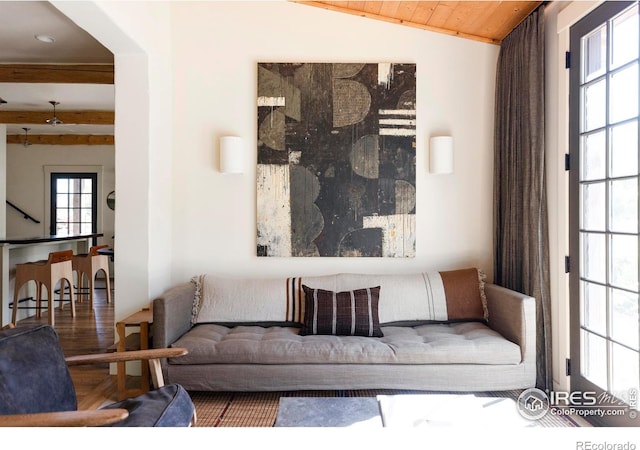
[152,272,536,392]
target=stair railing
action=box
[6,200,40,224]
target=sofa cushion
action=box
[169,322,521,365]
[439,268,487,322]
[300,285,383,337]
[297,269,487,323]
[191,268,487,326]
[191,274,289,324]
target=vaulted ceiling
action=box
[295,1,543,44]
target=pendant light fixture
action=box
[46,100,62,126]
[22,128,32,148]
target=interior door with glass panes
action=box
[50,173,97,237]
[569,0,640,426]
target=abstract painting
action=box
[257,63,416,257]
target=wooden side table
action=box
[116,306,153,400]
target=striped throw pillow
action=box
[300,285,383,337]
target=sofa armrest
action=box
[485,283,536,366]
[152,282,195,350]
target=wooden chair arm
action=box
[65,348,187,389]
[0,408,129,427]
[65,348,188,365]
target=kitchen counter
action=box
[0,233,103,245]
[0,233,103,326]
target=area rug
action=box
[188,389,582,428]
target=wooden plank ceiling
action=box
[294,1,543,45]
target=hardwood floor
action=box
[15,278,119,409]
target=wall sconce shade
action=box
[219,136,244,174]
[429,136,454,174]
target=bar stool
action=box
[72,244,112,309]
[11,250,76,327]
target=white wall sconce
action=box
[219,136,244,174]
[429,136,454,174]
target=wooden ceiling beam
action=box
[6,134,114,146]
[0,110,114,125]
[0,64,114,84]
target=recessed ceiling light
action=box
[35,34,55,44]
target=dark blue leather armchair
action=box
[0,324,195,427]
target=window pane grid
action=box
[578,5,640,393]
[52,174,96,238]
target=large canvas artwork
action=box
[257,63,416,257]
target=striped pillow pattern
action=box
[300,285,383,337]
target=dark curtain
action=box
[493,6,552,392]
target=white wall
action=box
[50,1,498,320]
[53,0,174,320]
[5,143,114,246]
[170,1,499,281]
